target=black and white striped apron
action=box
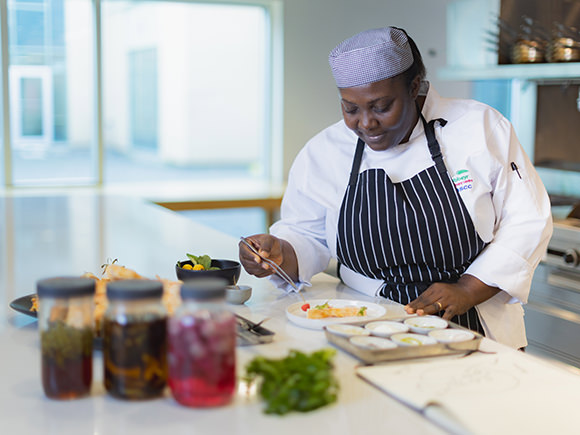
[336,111,486,334]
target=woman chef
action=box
[238,26,553,349]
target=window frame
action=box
[0,0,283,188]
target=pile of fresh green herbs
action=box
[244,348,339,415]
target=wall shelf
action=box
[438,63,580,82]
[440,0,580,198]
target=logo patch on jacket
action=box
[452,169,473,192]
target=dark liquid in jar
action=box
[41,322,93,399]
[103,316,167,400]
[168,313,236,407]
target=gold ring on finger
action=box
[434,301,443,312]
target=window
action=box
[1,0,281,188]
[11,66,52,142]
[128,48,158,150]
[7,0,95,185]
[20,77,43,136]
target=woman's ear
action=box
[410,76,421,99]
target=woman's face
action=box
[339,75,420,151]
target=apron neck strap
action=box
[348,138,366,186]
[418,105,448,173]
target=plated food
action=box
[89,263,182,332]
[286,299,387,330]
[306,301,367,319]
[22,262,182,334]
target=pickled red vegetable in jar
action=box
[103,280,168,400]
[37,277,96,400]
[168,278,236,407]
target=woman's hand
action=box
[404,274,500,320]
[238,234,299,280]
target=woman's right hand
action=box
[238,234,285,278]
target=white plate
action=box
[349,336,397,350]
[365,320,409,337]
[325,324,370,338]
[391,332,438,347]
[403,316,448,334]
[286,299,387,330]
[428,328,475,343]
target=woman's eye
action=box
[374,105,389,113]
[344,107,358,114]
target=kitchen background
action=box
[4,0,580,221]
[0,0,468,238]
[1,0,580,366]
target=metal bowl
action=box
[225,285,252,304]
[511,39,545,64]
[547,37,580,62]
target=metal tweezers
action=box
[234,314,274,346]
[239,236,299,291]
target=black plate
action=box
[9,294,37,318]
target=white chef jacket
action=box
[270,84,553,349]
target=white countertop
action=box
[1,192,578,434]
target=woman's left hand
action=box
[404,274,500,320]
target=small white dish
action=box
[364,320,409,337]
[391,332,437,347]
[404,316,448,334]
[349,336,397,350]
[325,323,370,338]
[225,285,252,305]
[428,328,475,343]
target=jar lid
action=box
[106,279,163,300]
[180,278,228,300]
[37,277,96,297]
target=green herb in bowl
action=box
[184,254,220,271]
[175,255,241,285]
[244,348,339,415]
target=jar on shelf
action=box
[37,276,96,400]
[103,279,167,400]
[168,278,236,407]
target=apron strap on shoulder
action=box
[348,138,366,186]
[423,117,448,173]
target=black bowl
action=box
[175,259,241,285]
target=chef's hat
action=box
[328,26,414,88]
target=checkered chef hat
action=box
[328,27,414,88]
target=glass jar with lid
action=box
[37,276,96,400]
[168,278,236,407]
[103,279,167,400]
